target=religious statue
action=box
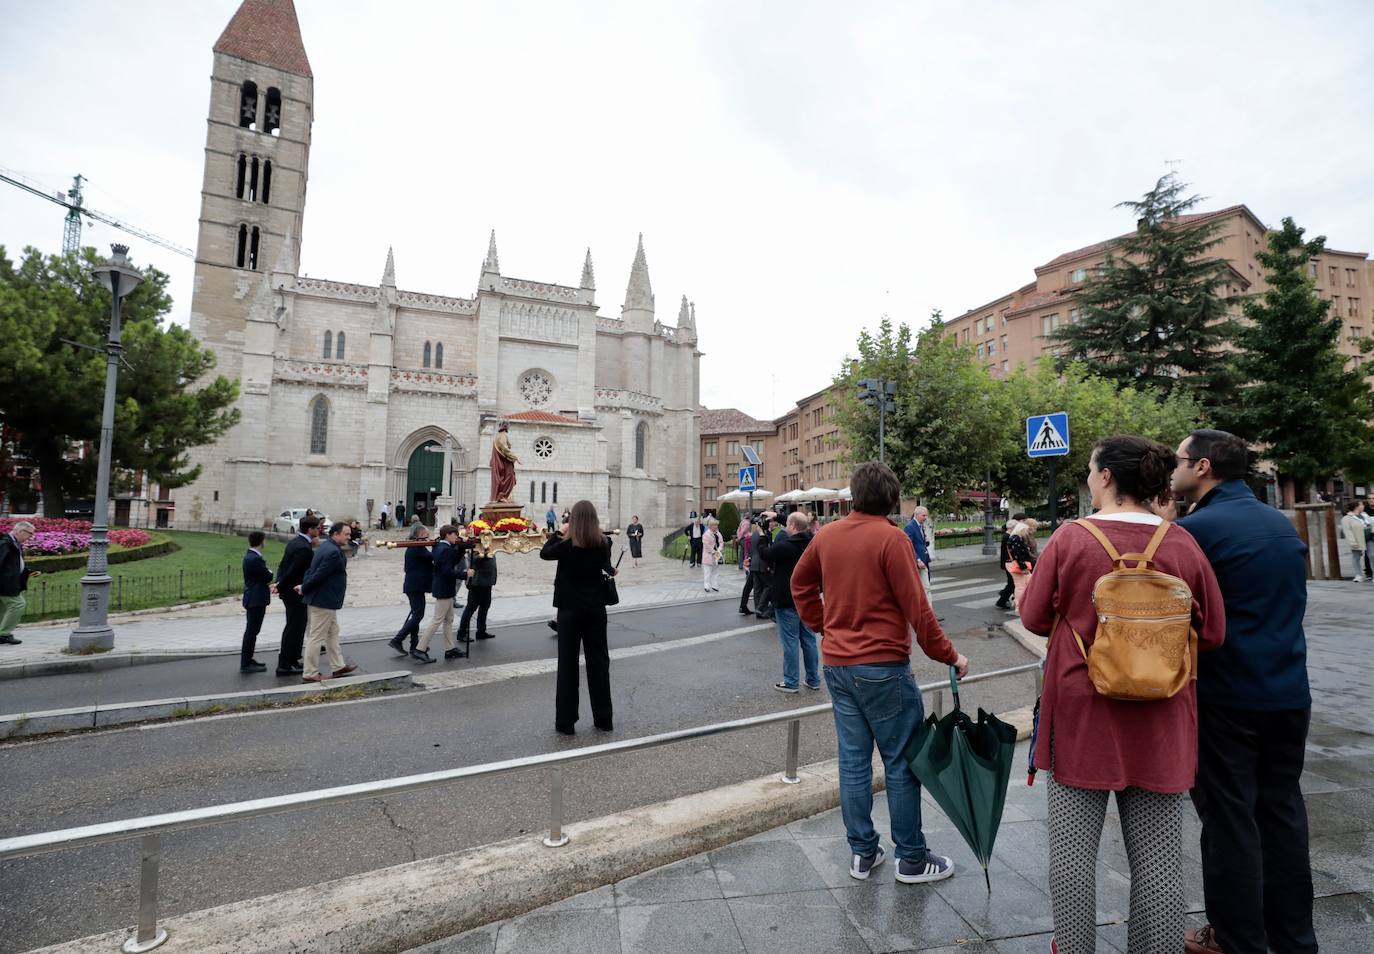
[489,422,520,502]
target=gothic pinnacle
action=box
[581,247,596,289]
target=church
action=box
[175,0,702,530]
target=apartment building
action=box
[773,384,851,494]
[946,205,1373,376]
[698,408,779,511]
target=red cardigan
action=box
[792,512,957,668]
[1019,518,1226,794]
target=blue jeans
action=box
[824,662,928,861]
[774,607,818,689]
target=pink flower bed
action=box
[0,520,153,555]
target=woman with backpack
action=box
[1019,436,1226,954]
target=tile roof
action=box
[1035,205,1255,273]
[699,407,774,436]
[215,0,313,78]
[504,410,581,425]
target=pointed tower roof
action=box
[381,246,396,287]
[581,248,596,289]
[677,295,690,324]
[482,229,500,275]
[622,233,654,313]
[214,0,313,77]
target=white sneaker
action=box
[896,851,954,884]
[849,845,886,881]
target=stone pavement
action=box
[415,581,1374,954]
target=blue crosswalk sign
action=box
[738,466,757,492]
[1026,412,1070,458]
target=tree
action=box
[1047,173,1238,415]
[0,246,240,517]
[1229,218,1374,489]
[997,358,1203,510]
[835,313,1002,511]
[715,501,740,541]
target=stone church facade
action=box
[176,0,701,530]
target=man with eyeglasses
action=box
[1170,429,1316,954]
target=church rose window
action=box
[519,370,553,407]
[533,437,555,460]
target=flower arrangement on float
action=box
[466,516,542,537]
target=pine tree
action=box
[1231,218,1374,486]
[1048,173,1238,412]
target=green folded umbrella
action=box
[904,666,1019,892]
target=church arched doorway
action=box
[406,441,447,526]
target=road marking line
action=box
[928,576,992,591]
[929,583,1007,602]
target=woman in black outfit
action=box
[541,500,617,735]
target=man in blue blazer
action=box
[299,521,356,683]
[240,530,273,673]
[388,524,434,655]
[415,525,467,662]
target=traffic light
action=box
[857,378,896,412]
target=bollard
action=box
[542,766,569,847]
[121,834,168,952]
[781,719,801,784]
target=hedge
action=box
[27,533,178,572]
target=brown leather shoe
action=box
[301,674,325,683]
[330,664,357,678]
[1184,925,1224,954]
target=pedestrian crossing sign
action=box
[1026,412,1070,458]
[738,466,757,492]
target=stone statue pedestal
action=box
[479,501,524,526]
[433,495,455,528]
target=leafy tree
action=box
[0,246,239,517]
[1229,218,1374,488]
[835,313,1002,511]
[1047,173,1238,415]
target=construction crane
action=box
[0,168,194,259]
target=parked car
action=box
[272,508,330,534]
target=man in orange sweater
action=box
[793,461,970,885]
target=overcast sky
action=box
[3,1,1372,421]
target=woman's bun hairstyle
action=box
[1092,435,1177,504]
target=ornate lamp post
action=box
[69,244,143,652]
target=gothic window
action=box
[529,481,536,502]
[541,481,547,503]
[635,421,648,470]
[239,80,258,130]
[248,226,260,270]
[309,395,328,454]
[422,341,432,368]
[248,157,259,202]
[264,87,282,136]
[235,155,247,198]
[322,330,332,359]
[519,370,553,407]
[552,482,558,504]
[235,224,248,267]
[261,160,272,204]
[335,331,345,360]
[533,437,555,460]
[434,342,443,369]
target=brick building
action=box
[697,409,777,510]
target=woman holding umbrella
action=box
[1019,436,1225,954]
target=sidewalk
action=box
[419,580,1374,954]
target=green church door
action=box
[406,441,445,526]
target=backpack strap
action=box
[1076,517,1171,569]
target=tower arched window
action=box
[335,330,345,360]
[260,160,272,204]
[264,87,282,137]
[235,155,247,199]
[530,481,536,502]
[239,80,258,130]
[434,342,443,369]
[635,421,648,470]
[422,342,432,368]
[248,226,260,270]
[248,157,259,202]
[322,330,332,359]
[309,395,328,454]
[541,481,547,503]
[235,224,248,268]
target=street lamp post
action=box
[70,245,144,652]
[982,466,998,555]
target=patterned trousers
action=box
[1047,775,1184,954]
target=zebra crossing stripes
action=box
[927,581,1006,602]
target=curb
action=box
[27,756,866,954]
[0,671,413,740]
[1003,618,1047,660]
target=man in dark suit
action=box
[240,530,273,673]
[299,521,355,683]
[273,515,320,676]
[388,525,433,655]
[415,525,467,662]
[0,521,38,646]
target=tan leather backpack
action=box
[1063,519,1198,702]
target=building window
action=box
[1070,267,1089,283]
[235,155,247,198]
[726,441,739,455]
[987,340,996,356]
[335,330,345,360]
[519,369,554,407]
[247,157,259,202]
[264,87,282,136]
[260,160,272,204]
[239,80,258,130]
[1002,360,1009,371]
[434,342,443,369]
[530,480,536,502]
[1330,266,1339,286]
[635,421,648,469]
[705,441,717,457]
[541,481,547,503]
[1347,268,1358,288]
[1001,334,1009,351]
[309,395,328,454]
[533,437,555,460]
[1310,262,1319,279]
[423,341,431,368]
[248,226,260,270]
[706,487,718,501]
[705,464,718,479]
[727,463,738,479]
[552,482,558,504]
[235,224,248,267]
[976,345,984,359]
[322,330,332,359]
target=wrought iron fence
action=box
[23,566,244,622]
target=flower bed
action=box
[24,531,176,572]
[0,518,153,556]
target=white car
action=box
[272,508,331,534]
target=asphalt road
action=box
[0,562,1036,953]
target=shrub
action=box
[716,502,740,540]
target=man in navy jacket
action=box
[239,530,273,673]
[415,525,467,662]
[273,515,320,675]
[388,525,434,656]
[1173,429,1316,954]
[299,521,355,682]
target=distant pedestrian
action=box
[793,461,970,886]
[904,508,933,594]
[1341,500,1368,582]
[239,530,272,673]
[546,506,557,532]
[379,500,391,531]
[541,500,617,735]
[736,516,752,573]
[626,515,644,567]
[299,521,357,683]
[1007,519,1036,608]
[273,515,320,675]
[684,514,705,567]
[1020,435,1225,954]
[458,534,497,642]
[701,517,724,592]
[395,501,406,526]
[1172,429,1319,954]
[748,514,777,619]
[914,506,934,577]
[994,513,1026,610]
[388,524,432,656]
[415,525,466,662]
[0,521,38,646]
[758,511,819,693]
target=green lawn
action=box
[24,530,286,621]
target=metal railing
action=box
[23,566,246,622]
[0,661,1042,953]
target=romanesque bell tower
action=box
[181,0,312,522]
